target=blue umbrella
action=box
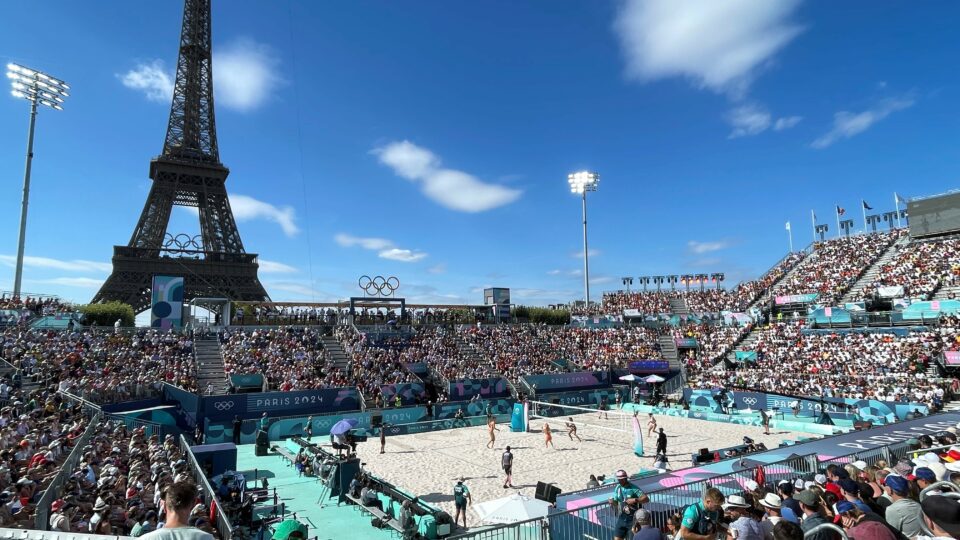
[329,418,359,436]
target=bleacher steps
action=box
[321,336,351,371]
[658,334,680,371]
[669,297,690,316]
[196,335,229,394]
[747,251,817,312]
[840,234,910,303]
[935,285,960,301]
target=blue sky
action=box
[1,0,958,307]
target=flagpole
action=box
[894,192,901,228]
[787,222,794,252]
[861,201,867,233]
[811,209,816,243]
[835,205,841,239]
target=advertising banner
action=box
[448,377,511,400]
[733,351,757,362]
[945,351,960,366]
[522,371,611,392]
[627,360,670,373]
[379,382,426,405]
[229,374,263,390]
[675,338,698,348]
[774,293,819,305]
[202,387,361,421]
[683,389,928,422]
[151,275,184,329]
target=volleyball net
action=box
[525,400,645,456]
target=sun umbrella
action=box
[329,418,359,436]
[473,492,552,524]
[644,374,665,383]
[619,374,638,382]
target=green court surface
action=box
[235,445,395,540]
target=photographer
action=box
[609,469,649,540]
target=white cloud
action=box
[811,97,915,149]
[614,0,803,95]
[427,263,447,275]
[334,233,427,263]
[687,240,731,254]
[333,234,393,251]
[257,259,298,274]
[774,116,803,130]
[378,248,428,263]
[229,194,299,237]
[263,281,331,300]
[571,249,601,259]
[590,276,615,285]
[373,141,522,213]
[214,38,283,112]
[33,277,105,288]
[118,38,281,111]
[118,60,174,102]
[728,104,771,138]
[0,255,111,273]
[728,105,802,138]
[546,269,562,276]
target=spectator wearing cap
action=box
[920,452,949,481]
[610,469,649,540]
[837,478,873,515]
[920,495,960,540]
[916,467,940,495]
[776,481,801,524]
[631,508,659,540]
[882,474,923,538]
[834,501,897,540]
[724,494,763,540]
[758,493,784,540]
[796,490,832,540]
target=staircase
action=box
[669,297,690,316]
[658,334,680,371]
[840,234,910,303]
[934,284,960,301]
[451,332,499,373]
[195,335,228,395]
[321,335,351,372]
[725,327,763,364]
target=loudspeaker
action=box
[371,414,383,428]
[535,481,561,504]
[328,458,361,496]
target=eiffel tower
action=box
[93,0,269,313]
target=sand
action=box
[352,409,784,526]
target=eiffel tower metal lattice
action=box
[93,0,269,313]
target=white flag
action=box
[785,221,791,231]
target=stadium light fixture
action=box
[6,62,69,298]
[711,273,725,290]
[567,171,599,306]
[621,277,633,292]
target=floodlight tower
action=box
[6,63,69,298]
[568,171,599,307]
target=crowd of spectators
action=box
[852,236,960,301]
[0,295,73,317]
[221,328,344,391]
[42,420,218,537]
[336,327,432,405]
[536,326,661,370]
[649,452,960,540]
[0,388,89,529]
[600,252,807,316]
[690,320,953,405]
[676,322,755,377]
[1,328,197,402]
[774,231,903,305]
[458,324,568,380]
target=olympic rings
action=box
[358,275,400,296]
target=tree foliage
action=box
[79,301,135,327]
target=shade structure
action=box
[644,374,666,383]
[619,374,639,382]
[473,492,552,524]
[329,418,359,436]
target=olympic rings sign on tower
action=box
[358,275,400,297]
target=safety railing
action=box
[35,410,102,530]
[179,434,234,539]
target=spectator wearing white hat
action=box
[758,493,784,540]
[723,494,763,540]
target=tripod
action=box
[317,462,341,508]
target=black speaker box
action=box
[535,481,561,503]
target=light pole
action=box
[568,171,599,307]
[6,63,69,298]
